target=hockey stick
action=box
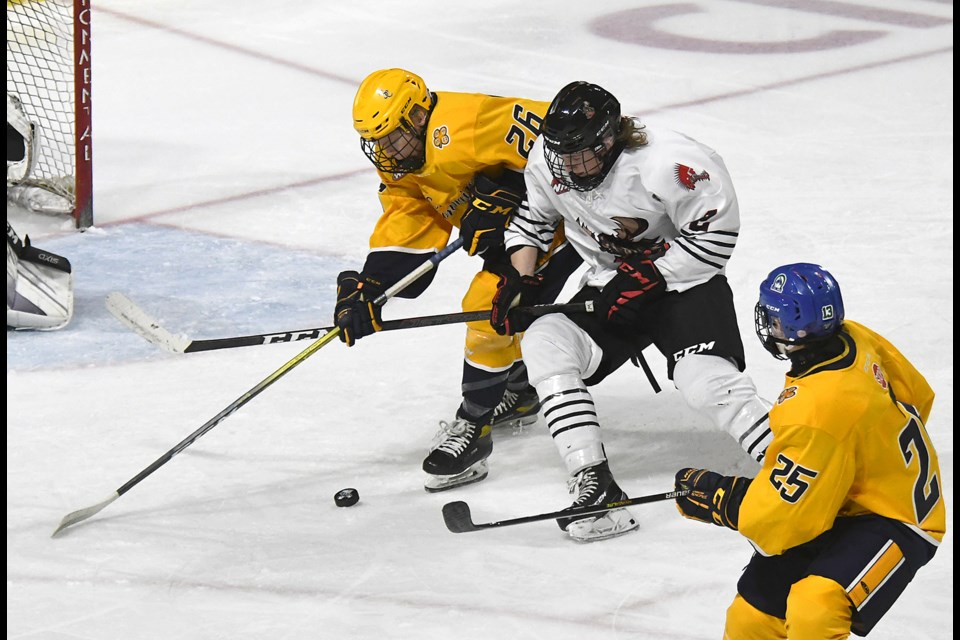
[441,488,690,533]
[52,239,464,537]
[106,292,594,354]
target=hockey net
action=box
[7,0,93,228]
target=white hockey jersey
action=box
[505,123,740,292]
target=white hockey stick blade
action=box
[105,292,190,353]
[52,492,119,537]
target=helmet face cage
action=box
[541,81,622,191]
[353,69,432,175]
[754,302,790,360]
[754,263,845,359]
[359,120,427,175]
[543,140,611,191]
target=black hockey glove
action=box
[335,270,385,347]
[594,254,666,325]
[489,264,543,336]
[459,174,523,257]
[674,468,751,531]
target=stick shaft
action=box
[183,303,589,353]
[117,241,466,492]
[443,489,689,533]
[54,240,464,536]
[121,329,341,495]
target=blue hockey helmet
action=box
[754,263,845,359]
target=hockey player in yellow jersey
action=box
[336,69,581,492]
[673,263,944,639]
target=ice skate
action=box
[423,417,493,492]
[490,385,540,432]
[556,461,638,542]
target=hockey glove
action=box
[489,264,543,336]
[594,254,666,325]
[674,468,751,530]
[335,270,385,347]
[459,174,523,257]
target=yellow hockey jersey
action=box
[367,92,549,257]
[738,320,944,556]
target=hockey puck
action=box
[334,488,359,507]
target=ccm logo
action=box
[265,329,322,344]
[673,341,716,362]
[471,196,511,215]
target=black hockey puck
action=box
[334,488,359,507]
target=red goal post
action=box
[7,0,93,229]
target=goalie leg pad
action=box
[7,227,73,330]
[20,242,71,273]
[7,92,39,183]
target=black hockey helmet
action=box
[541,81,623,191]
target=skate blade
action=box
[491,413,539,433]
[565,508,639,543]
[423,460,489,493]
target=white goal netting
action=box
[7,0,92,227]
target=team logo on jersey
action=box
[776,386,798,405]
[674,164,710,191]
[574,215,660,258]
[599,217,650,256]
[551,177,569,195]
[872,363,888,390]
[432,126,450,149]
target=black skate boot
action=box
[490,385,541,431]
[422,417,493,492]
[556,460,639,542]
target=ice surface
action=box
[8,2,952,638]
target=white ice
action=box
[7,1,953,638]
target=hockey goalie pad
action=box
[7,179,75,216]
[7,221,74,330]
[6,94,72,215]
[7,93,39,185]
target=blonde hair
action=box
[617,116,648,149]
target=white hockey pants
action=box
[522,315,772,468]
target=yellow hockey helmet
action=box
[353,69,433,174]
[352,68,432,139]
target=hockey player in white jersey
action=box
[491,81,773,542]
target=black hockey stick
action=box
[442,488,690,533]
[52,239,464,537]
[106,292,594,354]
